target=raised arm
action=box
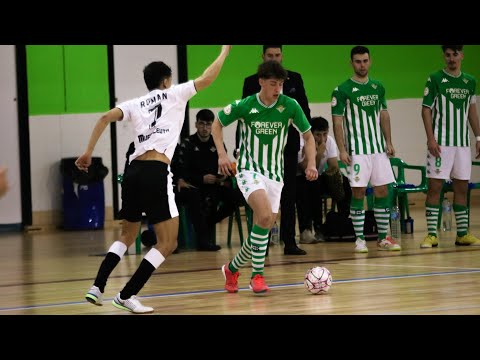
[194,45,231,92]
[76,107,123,172]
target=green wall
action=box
[187,45,480,108]
[26,45,66,115]
[26,45,109,115]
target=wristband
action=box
[476,136,480,142]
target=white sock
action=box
[108,241,128,259]
[144,248,165,269]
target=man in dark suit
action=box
[237,45,311,255]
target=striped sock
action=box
[249,225,270,277]
[374,196,390,241]
[350,197,365,240]
[230,236,253,272]
[425,202,440,237]
[453,204,468,237]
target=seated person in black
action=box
[172,109,243,251]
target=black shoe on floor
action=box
[197,244,221,252]
[284,246,307,255]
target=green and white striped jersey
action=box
[218,93,310,182]
[331,78,387,155]
[422,69,477,147]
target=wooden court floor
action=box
[1,199,480,315]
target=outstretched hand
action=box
[305,166,318,181]
[75,153,92,173]
[427,139,441,158]
[386,143,395,158]
[339,151,351,166]
[218,153,233,177]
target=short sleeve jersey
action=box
[298,134,338,175]
[331,78,388,155]
[422,69,477,147]
[218,93,311,182]
[117,80,197,163]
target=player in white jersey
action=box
[420,45,480,248]
[212,60,318,293]
[332,46,400,254]
[76,45,231,313]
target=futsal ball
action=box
[304,266,332,294]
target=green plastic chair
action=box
[437,160,480,229]
[389,157,428,229]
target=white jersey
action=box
[117,80,197,163]
[298,135,338,175]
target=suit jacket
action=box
[237,70,311,156]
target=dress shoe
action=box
[284,246,307,255]
[197,243,221,252]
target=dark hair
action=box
[310,116,329,132]
[442,45,463,53]
[196,109,214,122]
[257,60,287,80]
[143,61,172,91]
[263,45,282,53]
[351,45,370,60]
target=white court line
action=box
[380,303,480,315]
[1,269,480,313]
[339,262,480,271]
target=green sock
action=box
[350,197,365,240]
[374,196,389,241]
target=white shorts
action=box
[426,146,471,180]
[235,170,284,213]
[348,153,395,188]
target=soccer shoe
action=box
[354,238,368,253]
[314,231,326,242]
[249,274,269,293]
[222,263,240,293]
[377,236,401,251]
[420,234,438,248]
[112,293,154,314]
[85,285,103,306]
[284,246,307,255]
[299,229,317,244]
[455,233,480,246]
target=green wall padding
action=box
[26,45,65,115]
[64,45,109,113]
[187,45,480,108]
[26,45,109,115]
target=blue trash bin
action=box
[61,157,108,230]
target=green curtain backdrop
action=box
[187,45,480,108]
[26,45,109,115]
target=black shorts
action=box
[121,160,178,224]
